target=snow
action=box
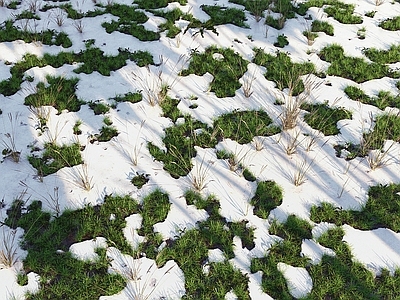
[0,0,400,298]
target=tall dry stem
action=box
[2,113,21,163]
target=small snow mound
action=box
[277,262,313,299]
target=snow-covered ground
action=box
[1,0,400,298]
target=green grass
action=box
[201,5,249,28]
[28,143,83,177]
[302,0,362,24]
[253,48,316,95]
[91,125,119,143]
[311,20,334,36]
[111,91,143,104]
[158,193,252,299]
[148,115,217,178]
[334,112,400,159]
[250,181,283,219]
[131,172,150,189]
[251,215,312,299]
[0,46,153,96]
[301,101,352,135]
[310,183,400,232]
[379,16,400,31]
[319,44,396,83]
[4,194,143,299]
[214,110,280,144]
[101,3,160,41]
[134,0,187,9]
[0,20,72,48]
[363,44,400,64]
[25,76,84,113]
[344,85,400,110]
[181,46,248,98]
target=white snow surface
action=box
[0,0,400,299]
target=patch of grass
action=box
[14,10,40,20]
[214,110,280,144]
[0,20,72,48]
[88,101,110,115]
[229,0,270,22]
[306,227,400,299]
[265,15,286,30]
[363,44,400,64]
[379,16,400,31]
[311,20,334,36]
[344,85,400,110]
[181,46,248,98]
[250,180,283,219]
[158,194,251,298]
[25,76,83,113]
[111,91,142,104]
[134,0,187,9]
[136,189,171,258]
[334,112,400,161]
[253,48,315,95]
[4,194,144,299]
[159,96,183,123]
[101,4,160,41]
[92,125,119,143]
[148,116,217,178]
[73,120,82,135]
[131,172,150,189]
[28,143,83,177]
[0,46,152,96]
[274,34,289,48]
[319,44,396,83]
[302,0,362,24]
[324,2,362,24]
[310,183,400,232]
[251,215,311,299]
[301,101,352,135]
[201,5,249,28]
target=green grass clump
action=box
[24,76,83,113]
[88,102,110,115]
[8,205,126,300]
[229,0,270,21]
[319,44,395,83]
[302,0,362,24]
[134,0,187,9]
[311,20,334,36]
[379,16,400,31]
[101,4,160,41]
[250,181,283,219]
[214,110,280,144]
[28,143,83,177]
[181,46,248,98]
[301,102,352,135]
[0,20,72,48]
[148,116,217,178]
[111,91,143,104]
[363,44,400,64]
[201,5,249,28]
[253,48,315,95]
[251,215,312,299]
[158,194,252,298]
[311,183,400,232]
[335,112,400,159]
[131,172,150,189]
[345,86,400,110]
[323,2,362,24]
[159,96,183,123]
[92,125,119,142]
[137,189,171,258]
